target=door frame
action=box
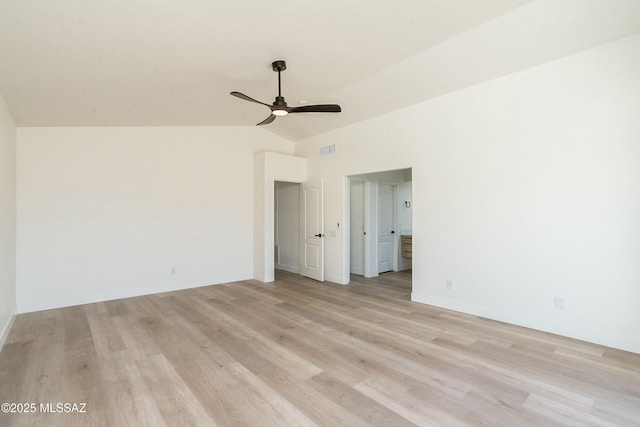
[345,168,412,284]
[254,152,307,283]
[274,181,301,274]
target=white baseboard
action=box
[411,291,640,355]
[17,276,252,314]
[397,260,412,271]
[275,264,300,274]
[325,272,348,285]
[0,311,16,351]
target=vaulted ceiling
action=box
[1,0,639,141]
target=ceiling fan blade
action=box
[256,114,276,126]
[288,104,342,113]
[230,91,271,107]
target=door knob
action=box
[391,230,395,234]
[315,233,325,238]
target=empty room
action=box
[1,0,639,426]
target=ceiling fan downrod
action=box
[273,60,286,109]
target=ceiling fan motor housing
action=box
[273,96,287,107]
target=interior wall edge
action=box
[0,312,16,350]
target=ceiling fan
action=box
[231,60,342,125]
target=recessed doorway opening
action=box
[347,168,412,295]
[274,181,301,275]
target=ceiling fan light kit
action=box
[231,60,341,125]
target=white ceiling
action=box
[1,0,640,141]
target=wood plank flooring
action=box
[1,270,639,426]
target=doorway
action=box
[274,181,301,274]
[274,179,325,282]
[348,168,412,288]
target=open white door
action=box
[378,183,394,273]
[301,178,324,281]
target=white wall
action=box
[16,126,293,312]
[275,181,300,273]
[0,92,16,347]
[296,34,640,353]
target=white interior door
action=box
[301,178,324,281]
[377,184,394,273]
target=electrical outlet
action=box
[446,280,453,290]
[171,267,177,275]
[554,296,564,310]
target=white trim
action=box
[275,264,300,274]
[345,168,414,285]
[342,176,351,284]
[17,278,244,313]
[253,152,307,283]
[411,292,640,355]
[0,311,17,350]
[350,266,364,275]
[326,272,348,285]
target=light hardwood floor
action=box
[1,270,639,426]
